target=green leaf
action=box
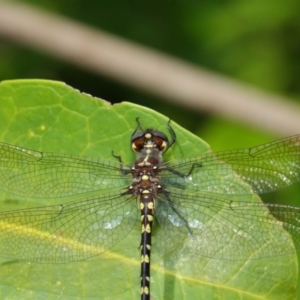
[0,79,297,300]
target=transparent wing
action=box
[0,142,131,198]
[156,188,298,260]
[164,134,300,195]
[0,191,138,263]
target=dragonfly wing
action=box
[0,142,131,198]
[164,134,300,195]
[163,155,255,195]
[155,188,296,260]
[0,191,138,263]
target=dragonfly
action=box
[0,119,300,300]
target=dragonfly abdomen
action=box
[140,191,155,300]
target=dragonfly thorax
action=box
[131,147,163,197]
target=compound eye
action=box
[150,130,169,152]
[131,130,145,152]
[160,140,168,152]
[131,142,137,152]
[131,134,147,152]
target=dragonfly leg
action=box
[166,120,176,149]
[111,151,131,175]
[132,117,143,137]
[162,162,203,179]
[159,190,193,235]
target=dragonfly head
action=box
[131,129,169,153]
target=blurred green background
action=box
[1,0,300,297]
[1,1,300,140]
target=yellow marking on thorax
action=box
[142,174,149,181]
[143,153,150,163]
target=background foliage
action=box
[1,0,300,140]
